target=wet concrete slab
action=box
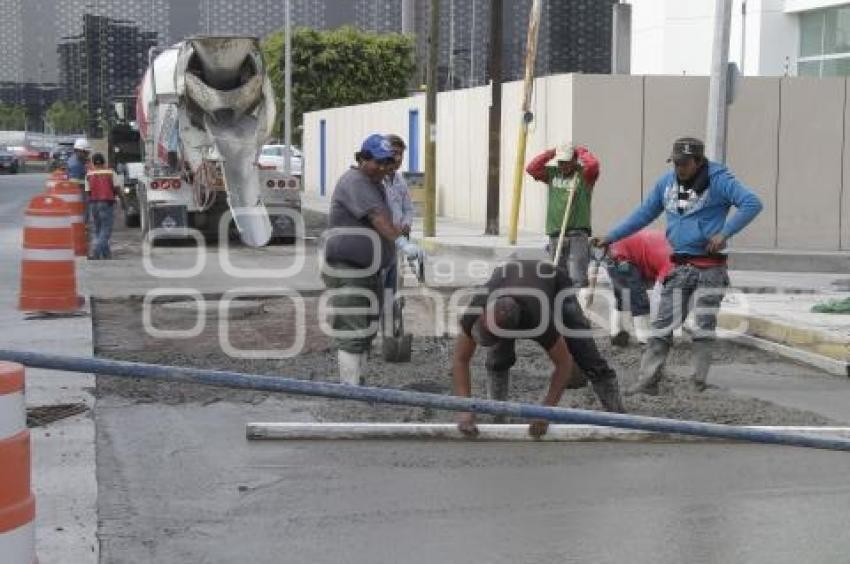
[96,402,850,564]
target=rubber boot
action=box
[338,350,364,386]
[610,309,630,347]
[625,338,669,395]
[691,339,712,392]
[633,315,651,345]
[486,370,511,423]
[590,377,625,413]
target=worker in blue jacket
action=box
[594,137,763,394]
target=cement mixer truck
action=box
[136,36,300,246]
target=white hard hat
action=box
[73,138,90,151]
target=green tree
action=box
[0,104,28,130]
[45,101,88,134]
[262,26,415,144]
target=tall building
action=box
[198,0,351,37]
[626,0,850,78]
[57,0,170,44]
[58,14,158,132]
[414,0,617,91]
[505,0,617,81]
[0,82,61,131]
[0,0,24,83]
[354,0,403,33]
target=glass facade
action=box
[798,5,850,77]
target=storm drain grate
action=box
[27,403,89,427]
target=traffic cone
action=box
[0,362,37,563]
[48,181,86,257]
[18,194,83,313]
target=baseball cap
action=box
[546,143,576,167]
[360,134,395,161]
[667,137,704,163]
[73,138,91,151]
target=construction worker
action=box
[67,138,92,225]
[594,137,763,393]
[605,229,673,347]
[323,134,421,386]
[452,260,625,438]
[526,143,599,288]
[66,138,91,191]
[382,134,415,295]
[85,153,119,260]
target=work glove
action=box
[396,236,421,260]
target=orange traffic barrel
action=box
[0,362,36,563]
[19,194,83,313]
[48,180,86,257]
[44,169,67,192]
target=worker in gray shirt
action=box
[323,134,421,385]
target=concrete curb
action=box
[719,312,849,369]
[720,329,849,378]
[246,422,850,442]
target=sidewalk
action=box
[303,193,850,376]
[0,178,98,563]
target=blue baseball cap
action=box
[360,134,395,161]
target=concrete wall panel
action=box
[777,78,844,250]
[726,77,780,249]
[303,74,850,253]
[642,76,709,189]
[842,78,850,250]
[570,74,644,237]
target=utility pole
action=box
[283,0,292,176]
[706,0,732,163]
[485,0,503,235]
[611,2,631,75]
[424,0,439,237]
[507,0,542,244]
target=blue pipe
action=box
[2,349,849,452]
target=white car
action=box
[258,145,302,176]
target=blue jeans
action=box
[89,201,114,259]
[605,259,651,316]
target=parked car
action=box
[258,144,302,176]
[0,146,21,174]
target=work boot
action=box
[691,339,713,392]
[338,350,365,386]
[633,315,651,345]
[486,370,511,423]
[591,377,625,413]
[609,310,631,347]
[625,338,669,395]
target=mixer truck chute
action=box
[136,36,300,247]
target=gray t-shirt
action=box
[324,168,395,270]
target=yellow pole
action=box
[507,0,542,245]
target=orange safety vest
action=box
[86,169,116,201]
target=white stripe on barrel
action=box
[21,248,75,261]
[69,215,84,224]
[0,392,24,440]
[23,215,72,229]
[52,193,82,203]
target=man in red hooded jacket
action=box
[606,229,673,346]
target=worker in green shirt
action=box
[526,144,600,287]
